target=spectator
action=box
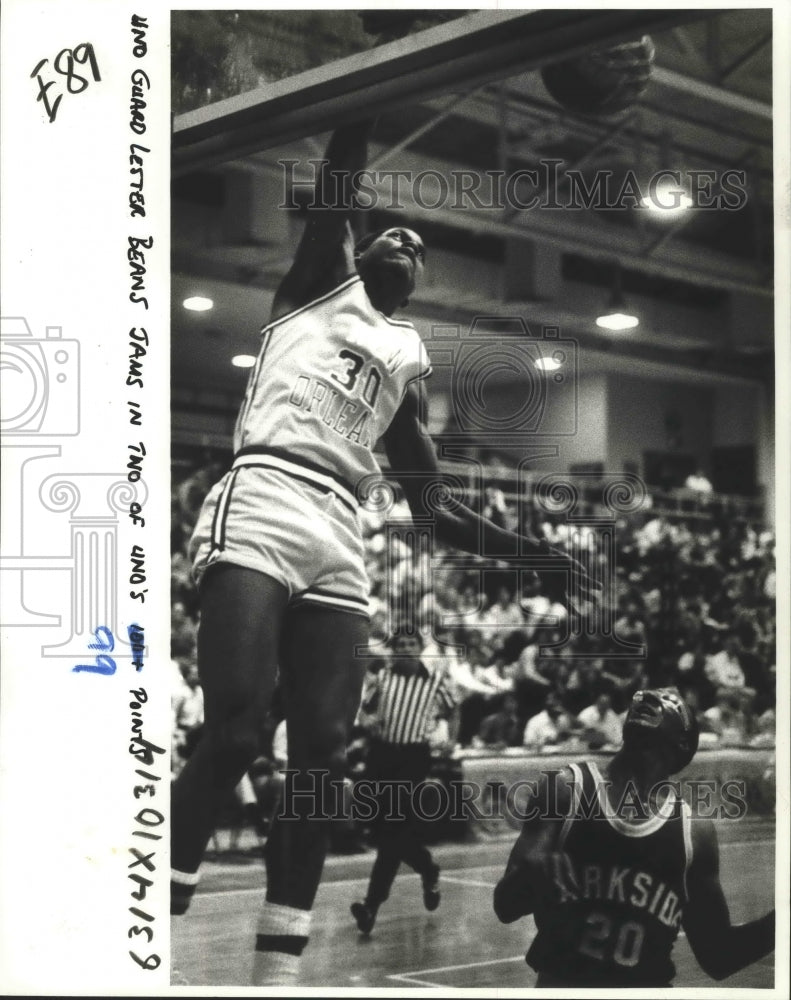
[475,692,523,749]
[704,634,749,692]
[443,631,503,746]
[684,468,714,496]
[171,657,191,774]
[171,600,198,658]
[702,688,752,746]
[483,486,516,531]
[457,581,485,622]
[563,658,604,715]
[510,640,555,724]
[483,583,524,629]
[176,459,223,536]
[519,573,566,640]
[171,452,776,789]
[599,658,646,713]
[750,707,776,749]
[476,650,515,695]
[577,692,623,749]
[172,662,205,766]
[522,692,578,751]
[614,598,647,650]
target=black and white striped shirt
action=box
[361,662,457,745]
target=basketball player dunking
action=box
[170,119,598,986]
[494,688,775,987]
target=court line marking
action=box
[381,864,775,991]
[387,954,524,987]
[387,936,772,989]
[193,837,770,899]
[441,875,496,888]
[178,839,774,989]
[194,864,506,899]
[385,974,448,988]
[194,875,370,899]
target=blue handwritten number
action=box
[89,625,115,652]
[73,626,117,674]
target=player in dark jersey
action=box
[170,118,598,986]
[494,687,775,987]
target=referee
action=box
[350,631,457,934]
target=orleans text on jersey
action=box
[234,276,432,503]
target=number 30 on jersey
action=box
[331,349,381,408]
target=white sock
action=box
[171,867,200,886]
[251,902,311,986]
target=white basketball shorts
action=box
[189,465,370,617]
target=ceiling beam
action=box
[719,32,772,83]
[651,66,772,120]
[670,26,715,79]
[173,8,701,175]
[417,85,771,185]
[368,89,479,171]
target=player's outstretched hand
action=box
[530,540,602,607]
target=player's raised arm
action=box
[383,382,600,601]
[683,817,775,980]
[492,767,573,923]
[271,119,375,323]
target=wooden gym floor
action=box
[171,818,775,990]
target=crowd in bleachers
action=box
[359,486,776,754]
[170,460,777,784]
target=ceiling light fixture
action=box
[183,296,214,312]
[641,137,693,218]
[231,354,256,369]
[640,178,693,217]
[596,264,639,331]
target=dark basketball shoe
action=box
[351,901,377,934]
[170,878,197,915]
[422,863,441,911]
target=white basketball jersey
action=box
[233,276,431,505]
